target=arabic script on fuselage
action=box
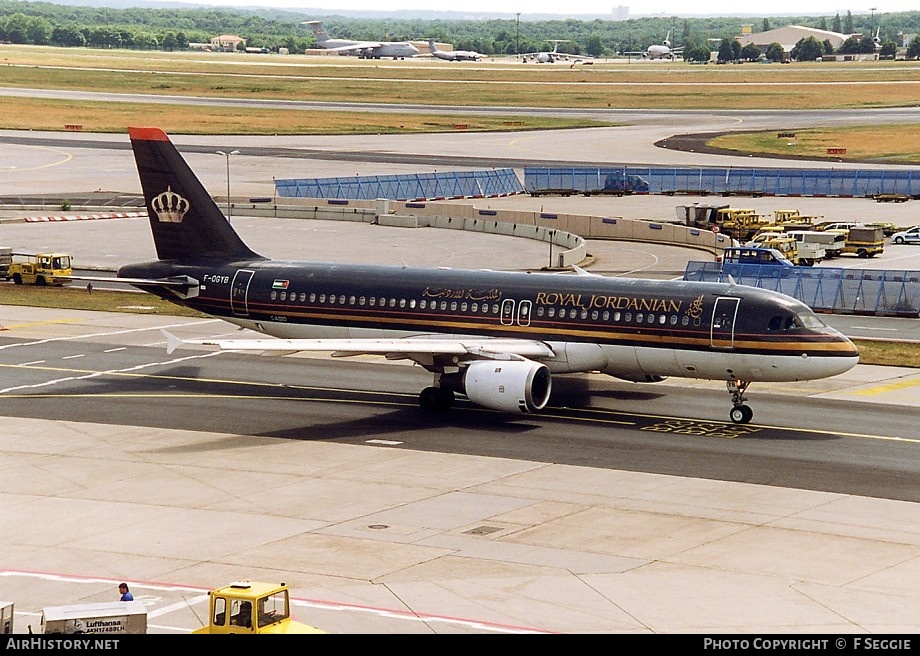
[422,287,502,301]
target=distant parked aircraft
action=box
[625,31,683,60]
[521,40,571,63]
[427,40,484,62]
[304,20,419,59]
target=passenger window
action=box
[625,312,632,322]
[349,296,356,305]
[461,302,468,312]
[270,291,277,300]
[280,292,287,301]
[471,303,478,312]
[300,293,306,302]
[580,309,588,319]
[548,308,555,318]
[450,301,458,311]
[399,299,406,308]
[419,300,426,309]
[310,293,316,303]
[359,296,366,305]
[591,310,599,320]
[440,301,447,310]
[369,297,376,306]
[389,298,396,308]
[636,313,643,323]
[319,294,325,303]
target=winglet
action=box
[162,329,185,355]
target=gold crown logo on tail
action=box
[151,186,190,223]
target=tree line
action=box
[0,1,918,60]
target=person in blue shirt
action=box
[118,583,134,601]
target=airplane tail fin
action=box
[307,20,330,45]
[128,127,263,263]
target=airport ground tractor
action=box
[1,250,72,285]
[193,581,326,634]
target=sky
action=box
[184,1,913,19]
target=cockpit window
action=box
[797,312,825,329]
[768,312,825,332]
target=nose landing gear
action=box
[727,378,753,424]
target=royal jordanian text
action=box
[534,292,683,313]
[5,637,120,650]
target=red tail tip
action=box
[128,127,170,142]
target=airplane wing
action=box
[325,41,383,54]
[163,330,556,363]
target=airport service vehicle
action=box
[193,581,324,634]
[40,601,147,634]
[815,221,860,233]
[786,230,844,259]
[2,251,72,285]
[743,234,803,264]
[0,247,10,280]
[891,226,920,245]
[718,246,795,268]
[840,226,885,257]
[867,222,899,236]
[781,231,829,264]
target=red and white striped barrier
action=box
[23,212,145,223]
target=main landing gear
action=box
[419,386,454,412]
[727,378,753,424]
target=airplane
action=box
[427,39,485,62]
[521,40,570,63]
[626,31,683,60]
[115,127,859,424]
[873,26,882,51]
[304,20,419,59]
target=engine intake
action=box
[445,360,551,413]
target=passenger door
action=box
[711,297,739,349]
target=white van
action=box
[786,230,843,260]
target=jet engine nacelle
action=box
[450,360,552,413]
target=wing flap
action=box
[162,330,555,361]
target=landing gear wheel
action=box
[419,386,454,413]
[730,404,753,424]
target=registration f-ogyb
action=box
[119,127,858,424]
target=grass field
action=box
[3,44,920,162]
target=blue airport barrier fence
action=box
[524,167,920,198]
[274,169,523,201]
[683,262,920,317]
